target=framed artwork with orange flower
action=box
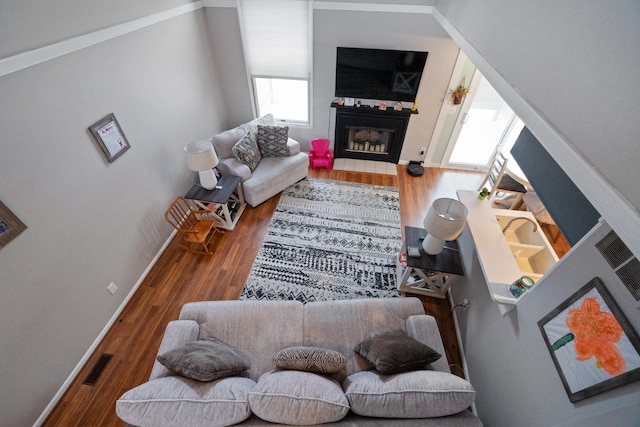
[538,277,640,402]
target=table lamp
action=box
[184,140,219,190]
[422,198,468,255]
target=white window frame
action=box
[251,76,310,125]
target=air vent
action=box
[83,353,113,386]
[596,230,640,302]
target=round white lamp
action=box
[422,198,468,255]
[184,140,219,190]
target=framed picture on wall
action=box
[89,113,131,162]
[538,277,640,402]
[0,200,27,250]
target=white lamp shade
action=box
[184,140,219,171]
[422,198,468,255]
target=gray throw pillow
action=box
[343,370,475,418]
[232,132,262,171]
[274,346,347,374]
[354,330,441,374]
[116,376,255,426]
[156,337,250,382]
[256,125,290,157]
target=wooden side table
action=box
[185,175,246,231]
[396,226,464,299]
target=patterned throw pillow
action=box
[256,125,290,157]
[274,346,347,374]
[232,132,262,171]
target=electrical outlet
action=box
[107,282,118,295]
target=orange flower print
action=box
[566,297,625,376]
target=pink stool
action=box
[309,139,333,170]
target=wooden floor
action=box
[43,166,498,426]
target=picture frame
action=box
[538,277,640,402]
[378,102,387,111]
[0,200,27,250]
[89,113,131,162]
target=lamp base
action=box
[422,234,445,255]
[199,170,218,190]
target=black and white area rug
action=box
[240,178,402,303]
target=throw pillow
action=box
[156,337,250,382]
[343,370,476,418]
[211,126,246,160]
[232,132,262,171]
[249,370,350,425]
[274,346,347,374]
[256,125,290,157]
[116,376,255,427]
[240,113,277,135]
[354,330,441,374]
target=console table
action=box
[396,226,464,299]
[185,175,246,231]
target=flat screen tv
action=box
[335,47,428,102]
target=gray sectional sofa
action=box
[210,114,309,207]
[116,298,482,426]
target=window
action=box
[238,0,312,124]
[253,77,309,123]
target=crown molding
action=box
[313,2,432,14]
[0,2,203,78]
[1,1,431,78]
[203,0,433,14]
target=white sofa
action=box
[210,114,309,207]
[116,298,482,426]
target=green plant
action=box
[478,187,490,200]
[449,77,470,105]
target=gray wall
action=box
[453,222,640,426]
[438,0,640,424]
[0,6,226,426]
[204,5,460,159]
[436,0,640,212]
[0,0,200,58]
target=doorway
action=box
[443,70,524,171]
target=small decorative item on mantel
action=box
[478,187,490,200]
[378,102,387,111]
[449,77,470,105]
[411,101,418,112]
[394,102,403,111]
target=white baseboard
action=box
[33,230,177,427]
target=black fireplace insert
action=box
[333,105,412,164]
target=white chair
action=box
[477,149,527,209]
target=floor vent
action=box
[596,230,640,302]
[83,353,113,386]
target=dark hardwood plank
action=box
[42,166,483,426]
